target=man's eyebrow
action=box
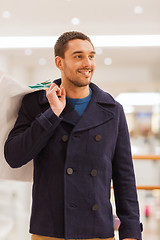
[72,51,96,55]
[90,51,96,54]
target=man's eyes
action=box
[89,55,95,59]
[75,55,82,58]
[74,55,95,59]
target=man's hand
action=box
[46,83,66,117]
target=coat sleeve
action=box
[112,105,142,240]
[4,93,62,168]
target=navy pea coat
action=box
[4,79,142,240]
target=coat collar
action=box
[38,78,116,131]
[39,78,115,106]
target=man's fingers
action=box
[49,83,58,91]
[46,83,66,104]
[48,84,60,94]
[45,83,66,116]
[46,84,62,99]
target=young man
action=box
[4,31,142,240]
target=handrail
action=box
[111,186,160,190]
[132,155,160,160]
[111,155,160,190]
[132,155,160,190]
[112,155,160,190]
[136,186,160,190]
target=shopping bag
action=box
[0,71,50,182]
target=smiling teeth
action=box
[79,70,91,73]
[79,70,91,76]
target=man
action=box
[4,31,142,240]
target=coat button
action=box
[95,134,102,142]
[67,168,73,175]
[91,169,97,177]
[92,204,98,211]
[62,135,68,142]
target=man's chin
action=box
[69,78,91,87]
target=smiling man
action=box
[4,31,142,240]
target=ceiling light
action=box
[91,35,160,47]
[2,10,11,19]
[71,17,80,25]
[24,48,32,56]
[0,35,160,48]
[38,58,46,66]
[0,36,57,48]
[116,92,160,106]
[104,57,112,66]
[134,6,143,14]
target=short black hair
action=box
[54,31,94,58]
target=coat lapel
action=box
[72,92,115,132]
[60,100,81,125]
[38,79,116,130]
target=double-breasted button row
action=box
[68,203,98,211]
[66,168,98,176]
[62,134,102,142]
[95,134,102,142]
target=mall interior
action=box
[0,0,160,239]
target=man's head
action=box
[54,31,94,58]
[54,31,96,90]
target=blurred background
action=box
[0,0,160,239]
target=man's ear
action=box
[55,56,63,71]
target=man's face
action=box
[57,39,96,88]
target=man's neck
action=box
[61,82,90,99]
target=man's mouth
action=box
[78,69,92,77]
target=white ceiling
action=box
[0,0,160,35]
[0,0,160,96]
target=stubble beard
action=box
[68,78,91,87]
[67,70,93,88]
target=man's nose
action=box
[82,57,92,68]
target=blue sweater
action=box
[67,88,92,116]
